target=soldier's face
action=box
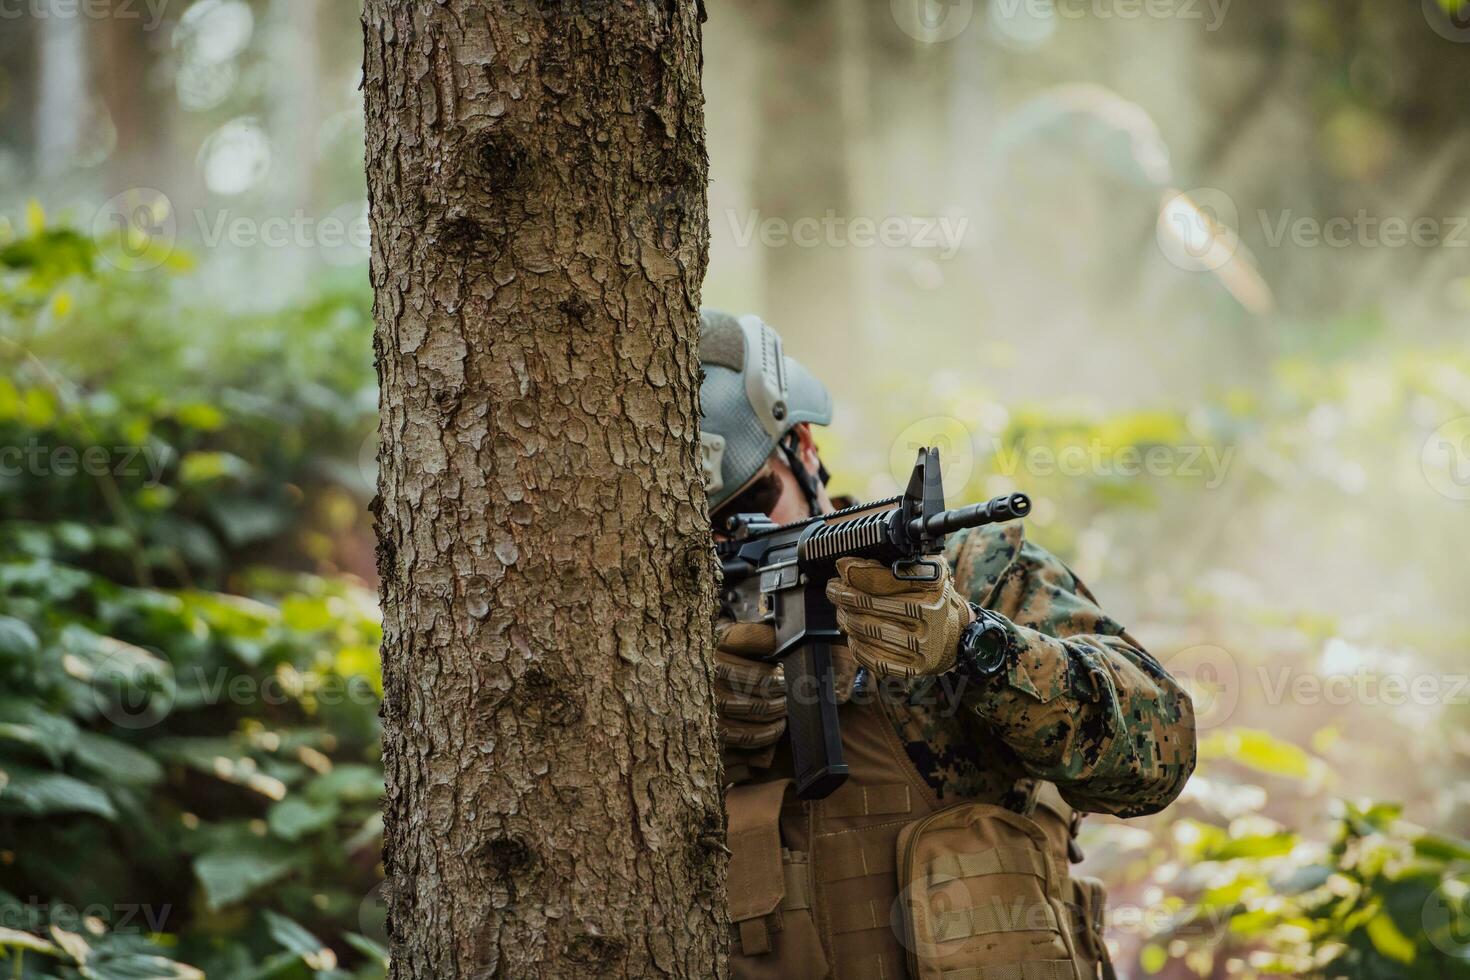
[710,427,834,538]
[765,453,831,524]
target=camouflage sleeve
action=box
[944,526,1196,818]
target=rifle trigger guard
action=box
[891,557,942,582]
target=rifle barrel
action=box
[907,493,1031,539]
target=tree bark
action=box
[362,3,724,978]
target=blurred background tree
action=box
[1,0,1470,977]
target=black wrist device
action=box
[957,603,1011,679]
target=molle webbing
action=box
[940,962,1078,980]
[933,901,1061,943]
[823,782,914,819]
[816,829,899,883]
[927,846,1050,884]
[782,850,812,911]
[828,898,892,936]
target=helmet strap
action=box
[779,431,826,518]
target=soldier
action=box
[700,310,1196,980]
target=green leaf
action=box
[70,732,164,786]
[85,953,205,980]
[173,402,225,431]
[0,764,116,820]
[261,911,327,959]
[267,797,339,841]
[1210,832,1298,861]
[1364,910,1416,964]
[304,765,384,805]
[177,451,250,485]
[0,926,60,956]
[245,949,316,980]
[0,615,39,664]
[208,496,291,546]
[1413,832,1470,865]
[343,933,388,968]
[153,738,286,799]
[1138,943,1167,973]
[193,841,300,911]
[1200,728,1316,780]
[0,698,79,765]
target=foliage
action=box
[0,211,384,978]
[4,209,1470,980]
[1131,799,1470,979]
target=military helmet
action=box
[698,309,832,513]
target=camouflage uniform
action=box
[886,521,1195,818]
[703,310,1195,978]
[725,521,1194,980]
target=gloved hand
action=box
[824,557,972,679]
[714,620,787,749]
[714,619,864,753]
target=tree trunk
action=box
[361,3,725,979]
[34,0,87,176]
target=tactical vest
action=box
[727,691,1115,980]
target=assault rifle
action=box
[716,448,1031,800]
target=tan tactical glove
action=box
[714,620,864,753]
[824,557,972,679]
[714,620,787,749]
